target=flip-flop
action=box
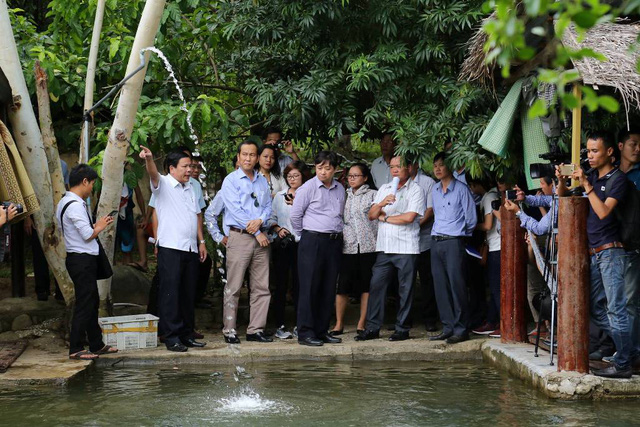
[127,262,148,273]
[94,345,118,355]
[69,350,99,360]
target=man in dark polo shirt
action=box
[558,131,631,378]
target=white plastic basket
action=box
[98,314,159,351]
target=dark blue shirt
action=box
[587,168,627,248]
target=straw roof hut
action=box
[459,20,640,115]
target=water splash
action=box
[217,390,289,414]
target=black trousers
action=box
[157,247,199,345]
[413,249,439,325]
[297,232,342,340]
[32,229,51,297]
[195,254,212,302]
[66,253,104,354]
[431,238,469,336]
[273,241,299,327]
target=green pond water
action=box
[1,361,639,426]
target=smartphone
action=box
[559,164,575,176]
[108,210,119,217]
[505,190,517,201]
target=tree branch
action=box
[182,13,220,84]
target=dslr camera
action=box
[1,202,24,214]
[274,233,295,249]
[530,138,590,179]
[490,199,502,211]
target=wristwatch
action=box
[515,210,522,219]
[199,239,206,244]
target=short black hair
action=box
[349,162,377,191]
[619,128,640,145]
[192,155,203,163]
[540,174,555,186]
[433,151,446,164]
[256,144,282,178]
[69,164,98,188]
[177,145,193,157]
[262,127,282,140]
[467,174,491,190]
[586,131,615,151]
[237,140,259,155]
[164,151,190,172]
[381,130,394,139]
[314,150,339,168]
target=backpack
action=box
[605,169,640,251]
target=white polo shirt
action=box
[56,191,99,255]
[373,179,425,254]
[152,174,199,253]
[371,156,392,189]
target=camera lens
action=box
[530,163,556,180]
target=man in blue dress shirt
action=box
[429,151,477,344]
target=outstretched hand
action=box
[139,145,153,160]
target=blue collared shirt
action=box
[204,191,228,243]
[519,194,555,236]
[219,168,272,235]
[627,163,640,190]
[431,178,477,237]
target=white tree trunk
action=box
[35,61,67,208]
[79,0,106,164]
[96,0,166,313]
[0,0,74,304]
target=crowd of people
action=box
[51,127,640,379]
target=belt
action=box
[229,226,250,234]
[432,235,462,242]
[589,241,624,255]
[303,230,343,240]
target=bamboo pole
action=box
[571,85,582,187]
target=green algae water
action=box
[1,361,639,426]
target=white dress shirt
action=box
[56,192,99,255]
[373,179,425,254]
[413,171,436,252]
[152,174,200,253]
[371,156,392,189]
[268,190,301,242]
[149,176,205,210]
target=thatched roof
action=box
[459,21,640,112]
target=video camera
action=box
[1,202,24,214]
[529,138,590,179]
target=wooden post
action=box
[500,208,528,342]
[557,197,589,372]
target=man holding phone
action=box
[557,131,631,378]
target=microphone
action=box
[390,177,400,196]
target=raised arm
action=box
[139,145,159,188]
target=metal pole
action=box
[571,85,582,187]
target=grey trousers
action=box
[431,238,469,336]
[527,263,547,323]
[365,253,417,333]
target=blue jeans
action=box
[624,250,640,360]
[590,248,632,369]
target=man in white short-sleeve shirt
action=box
[371,132,395,189]
[140,146,207,353]
[356,155,425,342]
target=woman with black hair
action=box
[257,144,287,197]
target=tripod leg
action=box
[549,295,557,366]
[534,317,543,357]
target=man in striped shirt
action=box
[356,155,426,341]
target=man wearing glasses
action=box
[218,140,273,344]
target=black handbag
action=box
[60,200,114,280]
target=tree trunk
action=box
[0,0,74,304]
[80,0,106,164]
[34,61,66,208]
[96,0,166,315]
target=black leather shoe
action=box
[246,332,273,343]
[298,337,323,346]
[592,364,633,379]
[166,342,188,352]
[354,329,380,341]
[224,334,240,344]
[181,337,206,348]
[429,331,452,341]
[589,349,604,361]
[425,322,438,332]
[320,334,342,344]
[328,329,344,336]
[389,330,409,341]
[446,333,469,344]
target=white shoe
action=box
[275,326,292,340]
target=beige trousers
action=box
[223,231,271,335]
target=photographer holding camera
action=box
[557,131,632,378]
[0,202,18,228]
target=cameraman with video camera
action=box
[0,202,19,228]
[557,131,632,378]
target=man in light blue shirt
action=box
[430,151,477,344]
[218,140,273,345]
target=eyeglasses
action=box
[347,174,364,179]
[250,192,259,207]
[287,174,301,179]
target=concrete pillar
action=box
[500,208,528,343]
[557,196,589,373]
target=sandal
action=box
[328,329,344,337]
[69,350,99,360]
[94,345,118,355]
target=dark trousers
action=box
[147,272,159,316]
[66,253,104,354]
[297,232,342,340]
[32,230,51,297]
[467,255,486,329]
[157,246,199,345]
[196,254,212,302]
[431,238,469,336]
[486,251,501,325]
[366,253,417,333]
[414,249,438,325]
[273,242,299,327]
